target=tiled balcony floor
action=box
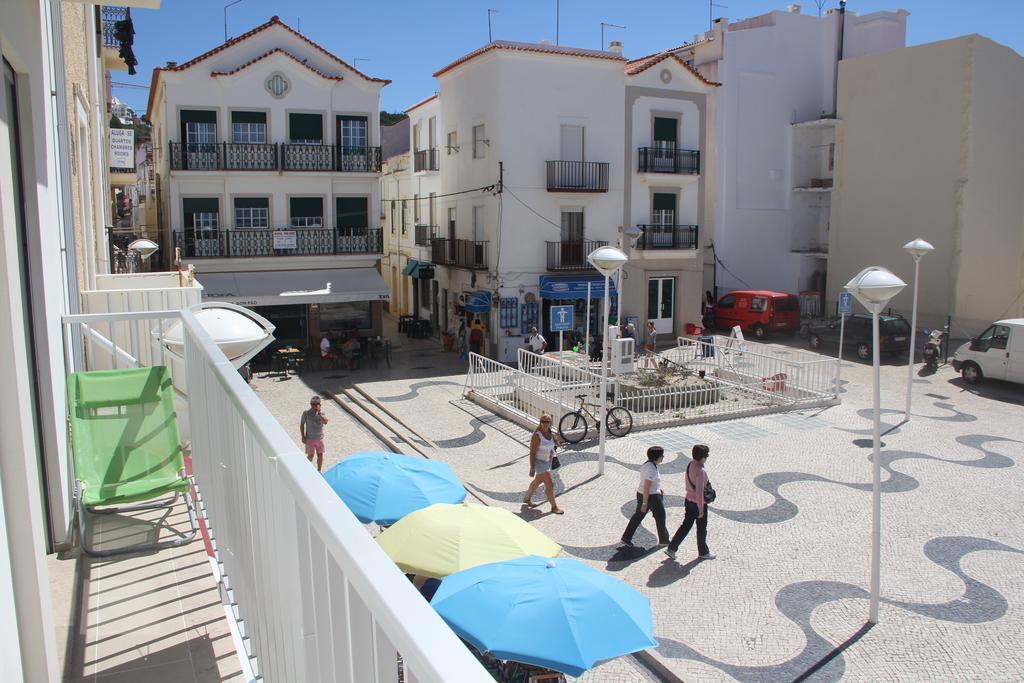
[57,499,246,682]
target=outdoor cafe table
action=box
[274,346,304,375]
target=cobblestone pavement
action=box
[255,324,1024,681]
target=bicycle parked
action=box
[557,394,633,444]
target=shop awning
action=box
[198,268,390,307]
[539,274,617,301]
[402,259,429,277]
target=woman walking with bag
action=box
[620,447,670,547]
[523,414,564,514]
[665,444,716,560]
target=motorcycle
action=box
[922,330,944,372]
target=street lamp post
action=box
[587,246,628,476]
[845,266,906,625]
[902,238,934,421]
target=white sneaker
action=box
[699,553,716,560]
[663,547,677,559]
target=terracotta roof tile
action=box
[211,48,344,81]
[405,93,438,113]
[433,40,625,78]
[624,51,721,87]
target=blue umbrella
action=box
[431,555,657,676]
[323,452,467,525]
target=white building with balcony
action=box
[675,4,908,302]
[147,16,392,344]
[396,40,717,362]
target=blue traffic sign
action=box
[838,291,854,316]
[550,305,574,332]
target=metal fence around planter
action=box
[465,338,839,436]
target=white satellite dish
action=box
[127,238,159,259]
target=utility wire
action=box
[502,186,564,234]
[713,251,753,289]
[384,182,496,205]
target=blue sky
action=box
[118,0,1024,116]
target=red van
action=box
[712,290,801,339]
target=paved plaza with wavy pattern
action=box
[254,333,1024,682]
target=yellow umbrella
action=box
[376,502,561,579]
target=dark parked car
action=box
[807,314,911,360]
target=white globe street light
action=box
[845,266,906,625]
[587,246,628,476]
[127,238,159,260]
[160,302,276,368]
[902,238,934,421]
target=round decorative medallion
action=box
[660,68,672,84]
[265,72,291,99]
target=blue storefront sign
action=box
[539,275,617,301]
[465,291,491,313]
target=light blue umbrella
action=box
[323,452,467,525]
[431,555,657,676]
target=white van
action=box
[952,319,1024,384]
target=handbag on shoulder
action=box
[687,462,717,504]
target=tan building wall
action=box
[828,35,1024,337]
[61,1,109,290]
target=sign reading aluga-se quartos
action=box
[272,230,297,249]
[108,128,135,169]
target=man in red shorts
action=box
[300,395,329,471]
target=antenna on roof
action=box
[223,0,245,42]
[709,0,728,31]
[600,22,625,50]
[556,0,560,45]
[488,9,499,43]
[353,57,371,70]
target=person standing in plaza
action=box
[300,395,329,472]
[620,446,670,547]
[523,414,564,514]
[665,444,715,560]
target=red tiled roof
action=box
[211,48,344,81]
[405,93,438,113]
[433,40,625,78]
[146,15,389,117]
[624,51,721,87]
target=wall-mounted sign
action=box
[109,128,134,170]
[272,230,297,250]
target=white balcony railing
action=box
[63,307,490,682]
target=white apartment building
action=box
[676,4,908,302]
[148,16,392,343]
[394,41,717,362]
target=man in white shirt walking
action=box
[527,326,547,353]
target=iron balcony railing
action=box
[413,148,439,172]
[545,160,609,192]
[281,144,383,172]
[169,142,382,172]
[169,142,278,171]
[172,227,382,258]
[635,224,699,250]
[430,238,488,270]
[545,239,608,271]
[414,224,437,247]
[101,6,129,49]
[637,147,700,174]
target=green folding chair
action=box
[67,366,198,557]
